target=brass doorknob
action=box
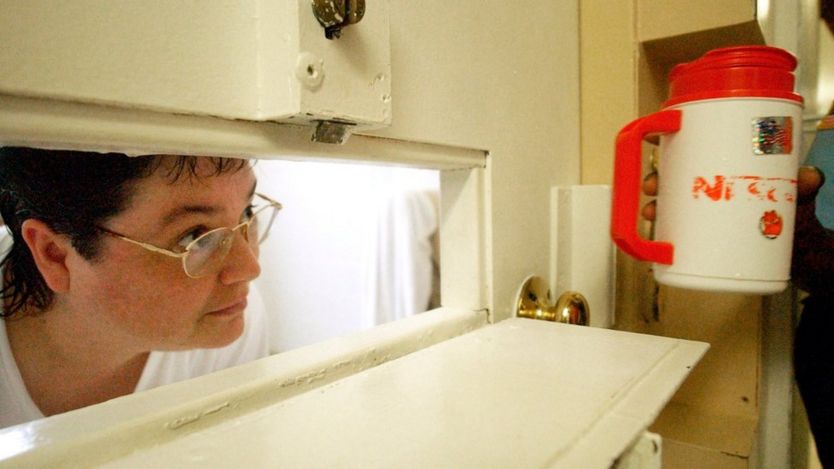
[516,276,589,326]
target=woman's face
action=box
[61,157,261,353]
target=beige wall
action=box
[372,1,582,321]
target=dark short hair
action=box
[0,147,248,318]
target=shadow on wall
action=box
[253,159,440,353]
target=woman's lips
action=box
[208,298,247,317]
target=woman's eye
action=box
[176,226,209,249]
[241,204,256,222]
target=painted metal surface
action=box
[81,319,704,468]
[0,1,700,466]
[0,308,487,467]
[0,0,583,323]
[0,94,484,170]
[0,0,391,127]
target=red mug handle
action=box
[611,109,682,265]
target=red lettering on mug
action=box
[692,176,727,201]
[691,175,797,203]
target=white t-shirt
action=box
[0,253,270,428]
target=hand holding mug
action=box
[789,167,834,295]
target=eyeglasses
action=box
[96,193,282,278]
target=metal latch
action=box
[312,0,366,39]
[516,276,590,325]
[312,120,356,144]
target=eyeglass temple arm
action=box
[256,192,283,210]
[253,193,282,244]
[105,232,187,259]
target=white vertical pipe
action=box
[550,185,616,328]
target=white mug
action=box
[611,46,803,294]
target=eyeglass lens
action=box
[184,204,277,277]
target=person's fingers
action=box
[642,172,658,196]
[797,166,825,204]
[641,172,658,221]
[641,200,657,222]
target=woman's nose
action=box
[219,229,261,285]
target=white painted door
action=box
[0,1,708,466]
[0,309,705,468]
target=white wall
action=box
[253,159,439,352]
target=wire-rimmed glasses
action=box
[96,193,281,278]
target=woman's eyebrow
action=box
[160,205,219,227]
[161,180,258,228]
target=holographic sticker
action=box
[753,116,793,155]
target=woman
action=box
[0,147,279,427]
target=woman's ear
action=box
[20,219,71,293]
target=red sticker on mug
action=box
[760,210,783,239]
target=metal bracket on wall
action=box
[312,120,356,144]
[312,0,366,39]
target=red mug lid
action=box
[665,45,803,107]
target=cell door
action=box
[0,0,707,467]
